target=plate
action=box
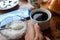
[0,0,19,10]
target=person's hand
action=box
[25,22,50,40]
[0,34,8,40]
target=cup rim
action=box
[30,8,52,23]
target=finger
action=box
[34,23,43,40]
[25,28,35,40]
[26,21,34,33]
[34,23,40,32]
[38,33,43,40]
[25,22,35,40]
[45,36,51,40]
[0,34,8,40]
[34,23,40,40]
[34,23,42,34]
[26,21,33,32]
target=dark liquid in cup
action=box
[32,11,48,21]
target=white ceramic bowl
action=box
[0,0,19,10]
[1,21,27,39]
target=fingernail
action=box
[35,23,41,30]
[35,23,39,28]
[35,23,38,26]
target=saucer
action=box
[0,0,19,10]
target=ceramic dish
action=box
[0,0,19,10]
[0,21,27,39]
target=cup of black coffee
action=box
[30,8,52,30]
[30,8,52,23]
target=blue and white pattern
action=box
[0,8,30,27]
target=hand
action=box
[0,34,8,40]
[25,22,50,40]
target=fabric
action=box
[0,8,30,27]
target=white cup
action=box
[30,8,52,30]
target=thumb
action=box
[34,23,43,40]
[34,23,40,32]
[34,23,39,40]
